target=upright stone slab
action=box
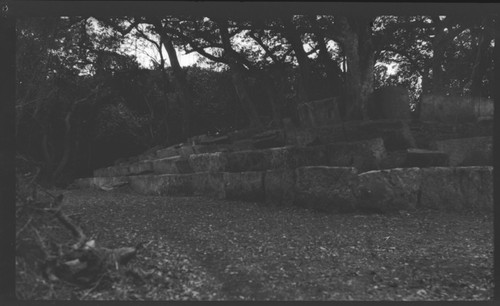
[368,86,411,120]
[419,167,493,211]
[325,138,386,172]
[295,166,358,213]
[223,171,265,202]
[297,97,342,127]
[355,168,422,213]
[264,169,296,206]
[128,174,193,196]
[192,172,225,199]
[431,136,492,166]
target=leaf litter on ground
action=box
[18,187,494,301]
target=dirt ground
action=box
[16,187,494,301]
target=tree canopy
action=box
[15,13,495,185]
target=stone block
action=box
[325,138,386,172]
[192,144,232,154]
[156,146,179,159]
[189,152,229,173]
[419,167,493,211]
[264,169,296,206]
[128,160,154,175]
[294,166,358,213]
[431,136,492,166]
[225,150,270,172]
[198,135,231,145]
[128,174,193,196]
[227,127,264,142]
[93,167,108,177]
[380,150,407,169]
[104,165,130,177]
[152,156,184,174]
[368,86,411,120]
[287,120,416,150]
[355,168,422,213]
[297,97,342,127]
[404,149,449,167]
[223,171,265,202]
[73,178,94,189]
[192,172,225,199]
[231,139,255,151]
[174,159,194,174]
[420,94,479,123]
[252,129,286,149]
[178,144,195,158]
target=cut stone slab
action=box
[178,145,196,158]
[267,145,327,170]
[404,148,449,167]
[431,136,492,166]
[128,160,154,175]
[223,171,265,202]
[231,139,255,151]
[294,166,358,213]
[286,119,416,150]
[380,150,407,169]
[355,168,422,213]
[189,152,229,173]
[419,167,493,211]
[198,135,231,145]
[225,150,270,172]
[368,86,411,120]
[192,144,231,154]
[74,176,128,190]
[264,169,296,206]
[192,172,225,199]
[325,138,386,172]
[297,97,342,127]
[128,174,193,196]
[156,146,179,159]
[152,156,193,174]
[227,127,264,142]
[93,165,130,177]
[252,129,286,149]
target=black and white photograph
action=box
[6,1,496,301]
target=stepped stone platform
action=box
[75,119,493,214]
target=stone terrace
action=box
[74,119,493,213]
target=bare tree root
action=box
[16,163,144,290]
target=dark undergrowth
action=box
[16,187,493,301]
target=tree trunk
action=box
[216,19,263,128]
[283,18,315,102]
[230,66,262,128]
[338,16,375,121]
[470,19,494,98]
[52,111,73,182]
[310,17,344,97]
[263,72,284,127]
[153,21,193,140]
